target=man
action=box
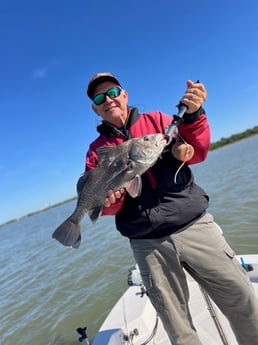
[86,72,258,345]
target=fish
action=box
[52,133,167,249]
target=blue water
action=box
[1,135,258,345]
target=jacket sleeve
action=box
[178,108,210,164]
[85,144,125,216]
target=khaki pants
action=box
[130,212,258,345]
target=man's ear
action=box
[122,89,128,102]
[92,103,101,116]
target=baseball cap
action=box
[87,72,121,99]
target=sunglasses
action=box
[92,87,122,105]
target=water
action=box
[1,135,258,345]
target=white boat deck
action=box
[92,255,258,345]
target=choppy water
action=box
[1,135,258,345]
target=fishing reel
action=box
[128,265,147,297]
[128,264,142,286]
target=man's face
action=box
[92,81,128,128]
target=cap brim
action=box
[87,74,121,99]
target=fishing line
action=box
[172,134,193,183]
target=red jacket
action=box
[85,107,210,238]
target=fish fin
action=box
[96,145,113,155]
[125,175,142,198]
[104,159,136,186]
[88,206,103,224]
[52,218,81,249]
[97,145,122,163]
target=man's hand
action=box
[104,189,125,207]
[181,80,207,114]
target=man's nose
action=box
[104,95,114,103]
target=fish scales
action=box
[52,134,167,248]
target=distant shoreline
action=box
[0,197,77,227]
[209,126,258,151]
[1,126,257,227]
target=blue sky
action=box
[1,0,257,224]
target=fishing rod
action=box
[164,102,188,144]
[169,82,230,345]
[200,287,230,345]
[165,80,200,143]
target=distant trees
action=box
[210,126,258,151]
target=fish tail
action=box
[52,218,81,249]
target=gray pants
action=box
[130,212,258,345]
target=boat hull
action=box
[92,255,258,345]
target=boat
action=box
[78,255,258,345]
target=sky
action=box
[0,0,258,224]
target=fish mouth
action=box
[156,134,169,146]
[163,134,172,146]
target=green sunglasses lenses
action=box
[93,87,122,105]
